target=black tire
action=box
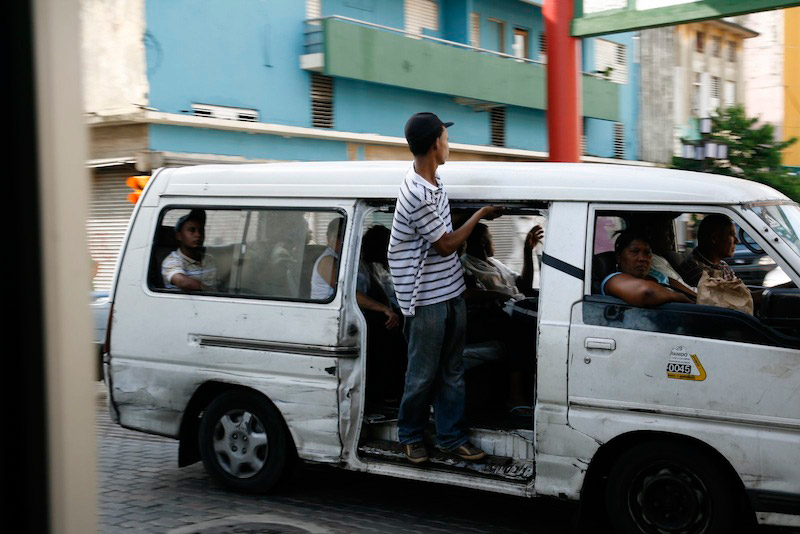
[605,440,741,534]
[198,390,290,493]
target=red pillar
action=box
[544,0,581,162]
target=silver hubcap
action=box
[212,409,269,478]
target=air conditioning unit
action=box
[191,104,260,123]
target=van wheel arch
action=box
[578,431,754,530]
[178,382,297,471]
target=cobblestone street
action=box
[96,383,576,533]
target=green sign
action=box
[572,0,800,37]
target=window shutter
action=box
[405,0,438,37]
[539,32,547,63]
[490,107,506,147]
[613,123,625,159]
[724,81,736,107]
[306,0,321,19]
[595,39,627,84]
[470,12,480,48]
[89,173,136,292]
[311,73,334,128]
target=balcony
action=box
[301,16,619,122]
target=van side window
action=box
[148,207,346,302]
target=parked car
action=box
[91,291,110,380]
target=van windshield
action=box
[749,203,800,257]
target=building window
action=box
[696,31,705,53]
[490,107,506,147]
[724,80,736,107]
[470,12,480,48]
[710,75,721,112]
[595,39,628,84]
[613,123,625,159]
[712,35,721,57]
[727,41,737,62]
[487,18,506,54]
[405,0,439,37]
[691,72,701,114]
[310,73,334,129]
[513,28,530,59]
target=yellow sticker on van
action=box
[666,346,707,381]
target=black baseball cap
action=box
[174,208,206,232]
[404,112,453,145]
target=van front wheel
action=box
[605,441,739,534]
[198,390,289,493]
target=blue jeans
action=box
[397,296,468,451]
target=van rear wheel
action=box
[198,390,289,493]
[605,440,739,534]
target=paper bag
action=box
[696,270,753,315]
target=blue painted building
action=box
[83,0,641,289]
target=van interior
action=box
[356,205,546,481]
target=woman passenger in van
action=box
[312,218,401,328]
[601,229,695,307]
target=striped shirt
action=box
[388,166,465,316]
[162,249,218,290]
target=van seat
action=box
[463,340,504,371]
[591,251,617,294]
[205,244,237,291]
[664,250,690,274]
[299,244,327,299]
[149,225,179,289]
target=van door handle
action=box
[585,337,616,351]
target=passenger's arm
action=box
[170,273,211,292]
[463,288,513,303]
[605,274,691,307]
[668,277,697,301]
[431,206,501,257]
[356,291,400,329]
[317,255,338,289]
[518,225,543,293]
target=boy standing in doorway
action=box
[388,112,500,464]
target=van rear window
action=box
[148,207,346,302]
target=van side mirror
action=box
[739,227,764,254]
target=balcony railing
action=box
[304,15,548,66]
[301,16,619,121]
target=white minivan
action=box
[105,161,800,532]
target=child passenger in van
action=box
[161,209,219,292]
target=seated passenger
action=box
[310,218,346,300]
[602,229,693,307]
[678,214,739,288]
[161,209,219,292]
[359,225,399,311]
[358,225,407,403]
[635,214,693,288]
[461,222,542,302]
[460,222,544,412]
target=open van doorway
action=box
[354,204,547,482]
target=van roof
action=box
[157,161,789,205]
